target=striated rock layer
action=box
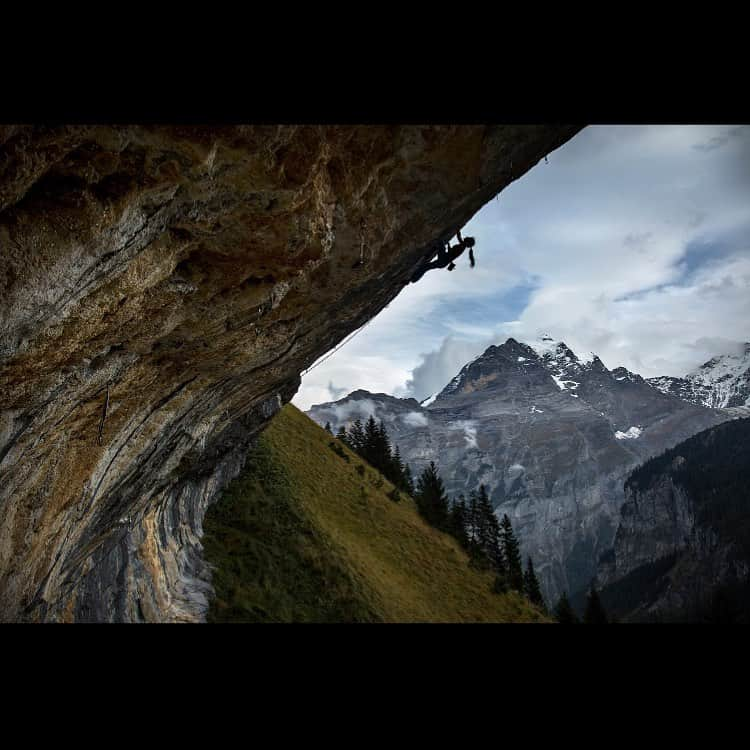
[0,124,581,621]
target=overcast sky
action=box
[293,125,750,410]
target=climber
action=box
[410,231,476,283]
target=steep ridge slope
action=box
[596,417,750,621]
[0,125,580,621]
[308,336,729,602]
[203,405,546,623]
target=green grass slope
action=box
[203,404,548,623]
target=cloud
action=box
[682,337,747,357]
[450,420,478,449]
[691,126,744,152]
[319,398,378,425]
[293,125,750,409]
[405,336,488,402]
[401,412,428,428]
[327,380,348,400]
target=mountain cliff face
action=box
[597,418,750,621]
[647,344,750,409]
[0,124,581,621]
[307,336,730,602]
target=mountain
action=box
[307,335,731,603]
[595,417,750,622]
[202,404,547,622]
[647,343,750,409]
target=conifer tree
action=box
[336,425,348,445]
[523,556,545,610]
[392,445,406,490]
[414,461,450,531]
[403,464,415,496]
[487,508,504,576]
[583,584,608,624]
[500,514,524,591]
[476,485,496,556]
[363,415,379,465]
[324,421,332,434]
[348,418,365,453]
[467,490,479,545]
[448,494,470,548]
[466,489,490,569]
[378,419,392,470]
[554,592,579,624]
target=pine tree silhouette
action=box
[363,415,379,466]
[324,421,333,434]
[523,556,545,610]
[476,485,494,554]
[500,514,524,592]
[467,490,479,545]
[348,419,365,453]
[336,425,348,445]
[554,592,579,624]
[415,461,450,531]
[448,494,470,548]
[392,445,405,488]
[583,584,609,624]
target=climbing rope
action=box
[301,315,378,376]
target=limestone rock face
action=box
[0,124,580,621]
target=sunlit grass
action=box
[203,404,549,623]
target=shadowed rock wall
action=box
[0,124,581,621]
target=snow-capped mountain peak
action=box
[527,336,600,392]
[531,334,596,365]
[647,343,750,409]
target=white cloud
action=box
[401,412,428,428]
[450,420,478,449]
[294,125,750,409]
[405,337,487,402]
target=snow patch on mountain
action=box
[615,426,642,440]
[420,393,438,407]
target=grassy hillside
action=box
[203,404,548,623]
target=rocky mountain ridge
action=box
[307,335,733,602]
[646,343,750,409]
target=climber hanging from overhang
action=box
[410,230,476,283]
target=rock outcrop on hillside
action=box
[0,124,580,621]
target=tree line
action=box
[328,417,415,497]
[328,417,545,612]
